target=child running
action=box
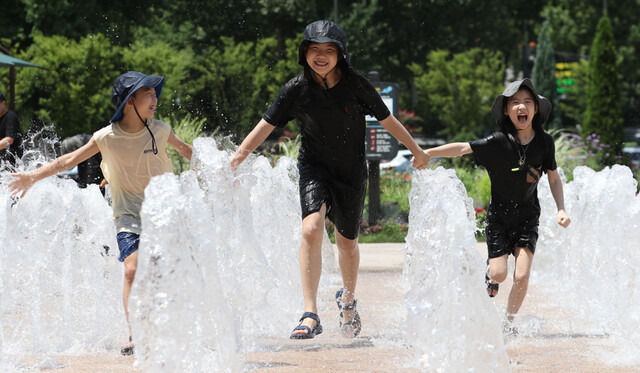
[9,71,193,354]
[421,78,571,329]
[230,20,429,339]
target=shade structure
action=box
[0,53,43,68]
[0,51,47,111]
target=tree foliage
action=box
[2,1,640,143]
[410,48,504,138]
[583,16,624,166]
[532,21,561,129]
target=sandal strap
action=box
[299,311,320,323]
[341,299,357,311]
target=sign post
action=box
[365,82,399,226]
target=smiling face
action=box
[504,88,538,132]
[305,42,339,77]
[127,87,158,120]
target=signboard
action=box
[365,83,399,160]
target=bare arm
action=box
[167,131,193,161]
[425,142,473,158]
[378,115,429,170]
[9,137,100,198]
[547,169,571,228]
[230,119,276,171]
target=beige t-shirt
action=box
[93,119,173,234]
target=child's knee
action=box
[490,266,508,283]
[513,270,530,284]
[336,238,358,256]
[301,221,324,240]
[124,264,137,282]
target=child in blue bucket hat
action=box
[420,78,571,332]
[10,71,193,355]
[231,20,430,340]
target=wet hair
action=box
[502,85,544,135]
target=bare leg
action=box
[335,231,359,324]
[487,254,509,297]
[122,251,138,349]
[506,247,534,322]
[291,204,327,336]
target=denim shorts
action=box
[116,232,140,262]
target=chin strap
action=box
[314,65,338,90]
[132,101,158,155]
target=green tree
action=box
[410,48,504,138]
[15,33,121,138]
[532,20,561,129]
[542,0,640,129]
[339,0,387,73]
[184,36,300,139]
[559,58,589,127]
[583,16,624,166]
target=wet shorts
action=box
[116,232,140,262]
[484,201,540,259]
[298,162,367,240]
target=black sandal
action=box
[335,288,362,338]
[290,312,323,339]
[120,336,134,356]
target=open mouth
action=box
[314,60,329,68]
[517,114,528,124]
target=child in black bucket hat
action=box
[231,20,430,340]
[9,71,193,354]
[421,78,571,331]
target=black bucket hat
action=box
[491,78,551,132]
[298,20,350,67]
[110,71,164,123]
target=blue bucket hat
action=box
[110,71,164,123]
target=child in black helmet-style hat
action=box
[420,78,571,331]
[9,71,193,355]
[230,20,430,340]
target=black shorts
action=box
[485,201,540,259]
[298,162,367,240]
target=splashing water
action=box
[2,131,640,371]
[404,167,510,372]
[535,165,640,366]
[0,175,123,369]
[130,137,338,372]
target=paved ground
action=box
[9,243,637,372]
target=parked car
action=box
[623,146,640,170]
[379,149,413,172]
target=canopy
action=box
[0,51,47,111]
[0,53,43,68]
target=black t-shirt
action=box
[0,110,23,164]
[469,131,557,204]
[264,73,390,183]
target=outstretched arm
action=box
[168,131,193,161]
[547,169,571,228]
[425,142,473,159]
[9,137,100,198]
[230,119,276,171]
[378,115,429,170]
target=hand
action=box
[230,156,241,173]
[411,150,430,170]
[99,179,109,189]
[557,210,571,228]
[9,173,35,198]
